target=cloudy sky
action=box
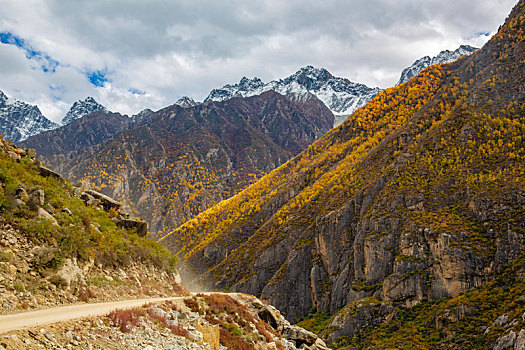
[0,0,517,123]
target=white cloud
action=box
[0,0,518,123]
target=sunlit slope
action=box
[161,1,525,322]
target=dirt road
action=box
[0,297,185,334]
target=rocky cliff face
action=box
[24,92,334,235]
[161,2,525,345]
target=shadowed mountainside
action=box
[24,91,334,235]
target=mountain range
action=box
[0,94,109,143]
[0,45,476,143]
[22,91,334,235]
[157,2,525,348]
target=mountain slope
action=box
[61,96,108,125]
[0,90,58,142]
[0,135,184,315]
[206,66,382,127]
[27,91,334,236]
[21,111,131,158]
[160,0,525,337]
[397,45,478,85]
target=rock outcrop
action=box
[117,218,148,237]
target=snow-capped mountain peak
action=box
[174,96,201,108]
[283,66,333,89]
[0,90,59,142]
[61,96,108,125]
[397,45,478,85]
[205,77,265,102]
[205,66,381,127]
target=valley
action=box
[0,1,523,349]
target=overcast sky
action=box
[0,0,517,122]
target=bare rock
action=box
[38,165,65,183]
[7,150,21,161]
[515,329,525,350]
[493,330,516,350]
[117,218,148,237]
[15,185,29,202]
[310,338,330,350]
[80,192,96,206]
[49,258,84,290]
[258,305,288,331]
[44,203,55,214]
[281,325,317,347]
[14,198,26,209]
[85,190,121,211]
[28,189,45,209]
[36,207,58,226]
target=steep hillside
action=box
[27,91,334,235]
[0,136,185,314]
[160,1,525,343]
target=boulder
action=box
[62,207,72,216]
[28,189,45,209]
[281,325,317,347]
[38,165,65,183]
[14,199,26,209]
[36,207,58,226]
[15,185,29,202]
[84,190,121,211]
[7,150,21,161]
[258,305,288,331]
[80,192,96,206]
[310,338,330,350]
[493,330,516,350]
[44,203,55,214]
[49,258,85,290]
[117,218,148,237]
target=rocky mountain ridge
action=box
[61,96,108,125]
[396,45,478,85]
[0,91,58,143]
[1,45,476,142]
[175,96,201,108]
[206,66,382,127]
